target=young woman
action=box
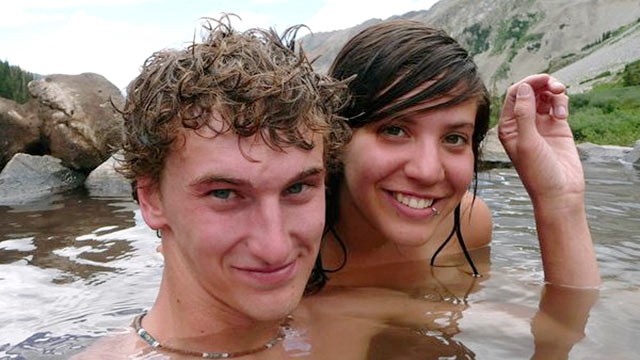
[295,19,599,359]
[314,20,599,290]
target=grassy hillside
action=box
[569,60,640,146]
[570,87,640,146]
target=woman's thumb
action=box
[513,83,537,140]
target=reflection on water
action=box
[0,190,162,359]
[1,163,639,359]
[366,326,476,359]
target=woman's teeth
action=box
[393,193,434,209]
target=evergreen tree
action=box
[622,59,640,87]
[0,59,36,104]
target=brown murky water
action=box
[1,162,639,359]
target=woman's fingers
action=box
[550,91,569,119]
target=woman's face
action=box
[338,98,477,247]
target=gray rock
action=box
[0,153,85,205]
[478,130,639,168]
[577,142,633,163]
[28,73,125,172]
[624,140,640,167]
[480,126,511,167]
[85,153,132,198]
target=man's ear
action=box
[136,177,167,230]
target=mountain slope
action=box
[301,0,640,94]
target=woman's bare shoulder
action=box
[460,192,493,249]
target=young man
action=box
[74,18,348,358]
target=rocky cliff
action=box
[301,0,640,94]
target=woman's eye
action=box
[444,134,468,145]
[210,189,234,199]
[380,125,406,137]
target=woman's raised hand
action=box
[498,74,585,206]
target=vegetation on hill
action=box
[545,18,640,75]
[0,60,36,104]
[570,61,640,146]
[491,12,543,79]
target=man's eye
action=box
[380,125,406,137]
[210,189,234,199]
[285,183,305,195]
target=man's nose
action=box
[248,198,293,266]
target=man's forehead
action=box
[173,123,324,163]
[177,130,325,191]
[192,110,322,145]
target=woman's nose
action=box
[403,141,445,185]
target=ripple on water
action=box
[0,237,36,252]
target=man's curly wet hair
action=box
[117,16,350,188]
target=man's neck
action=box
[138,258,284,354]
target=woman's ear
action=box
[136,177,167,230]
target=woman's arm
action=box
[498,74,600,288]
[530,284,599,359]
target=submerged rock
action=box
[0,153,85,205]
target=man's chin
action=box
[245,289,303,322]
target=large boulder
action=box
[27,73,125,172]
[0,98,42,171]
[0,153,85,205]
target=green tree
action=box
[622,59,640,86]
[0,59,36,104]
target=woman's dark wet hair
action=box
[329,19,490,181]
[307,20,491,292]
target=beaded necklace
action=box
[132,312,291,358]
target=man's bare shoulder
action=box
[70,330,154,360]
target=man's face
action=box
[140,122,325,322]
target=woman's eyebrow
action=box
[448,121,475,130]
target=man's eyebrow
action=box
[288,167,326,183]
[189,174,243,189]
[188,166,326,189]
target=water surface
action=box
[0,162,638,359]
